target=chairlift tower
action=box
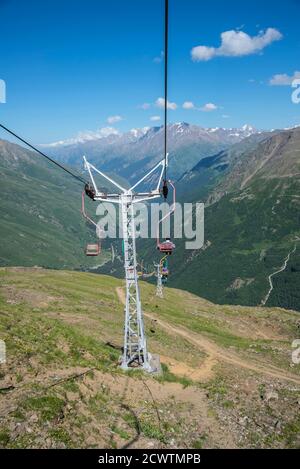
[83,156,167,372]
[156,263,164,299]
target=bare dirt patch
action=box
[2,285,60,308]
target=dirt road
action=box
[116,287,300,385]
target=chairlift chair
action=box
[156,180,176,256]
[81,191,102,257]
[85,243,101,257]
[157,238,175,255]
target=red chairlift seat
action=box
[157,239,175,255]
[85,243,101,257]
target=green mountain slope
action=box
[0,139,108,269]
[178,132,272,203]
[0,268,299,448]
[171,128,300,311]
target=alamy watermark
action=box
[291,79,300,104]
[0,79,6,103]
[94,201,204,250]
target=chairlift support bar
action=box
[81,191,97,228]
[129,154,168,193]
[156,179,176,247]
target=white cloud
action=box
[191,28,283,61]
[139,103,151,110]
[192,46,216,61]
[153,51,164,64]
[269,71,300,86]
[155,97,177,110]
[183,101,195,109]
[200,103,218,112]
[150,115,161,121]
[107,115,123,124]
[41,127,120,147]
[182,100,219,112]
[222,114,230,119]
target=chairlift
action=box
[85,243,101,257]
[81,191,102,257]
[157,238,175,255]
[157,180,176,255]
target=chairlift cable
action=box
[163,0,169,185]
[0,123,88,186]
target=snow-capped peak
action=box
[240,124,256,136]
[130,127,150,138]
[241,124,254,131]
[283,124,300,131]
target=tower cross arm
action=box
[83,155,127,195]
[129,155,168,193]
[83,155,167,200]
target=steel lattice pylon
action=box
[156,263,164,299]
[121,193,149,370]
[83,155,167,372]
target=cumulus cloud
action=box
[155,97,177,110]
[182,101,218,112]
[191,28,283,61]
[107,115,123,124]
[269,71,300,86]
[183,101,196,109]
[200,103,218,112]
[150,115,161,121]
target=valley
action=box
[1,123,299,312]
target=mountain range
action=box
[41,123,259,183]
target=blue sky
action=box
[0,0,300,143]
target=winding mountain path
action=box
[261,245,297,306]
[116,287,300,385]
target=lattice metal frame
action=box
[83,155,167,372]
